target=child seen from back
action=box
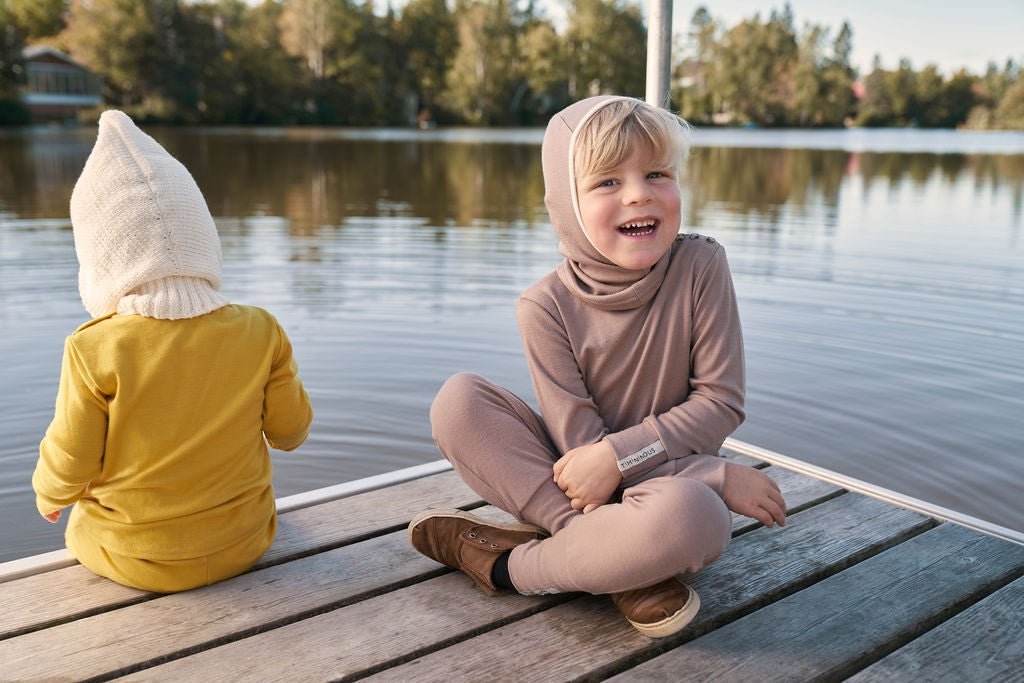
[408,96,786,638]
[32,111,313,593]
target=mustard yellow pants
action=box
[66,514,275,593]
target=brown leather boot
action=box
[408,509,547,596]
[611,577,701,638]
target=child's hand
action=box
[722,462,787,528]
[42,509,62,524]
[553,440,621,513]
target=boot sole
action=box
[627,584,701,638]
[407,508,547,544]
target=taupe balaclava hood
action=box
[70,110,228,320]
[542,96,674,311]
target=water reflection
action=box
[3,128,1023,236]
[1,127,1022,562]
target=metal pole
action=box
[645,0,673,108]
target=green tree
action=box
[856,58,895,126]
[5,0,67,40]
[889,59,919,125]
[912,64,944,126]
[713,9,798,125]
[444,0,525,124]
[993,78,1024,129]
[183,0,302,124]
[674,6,718,124]
[565,0,645,100]
[396,0,457,119]
[820,21,856,124]
[932,69,977,128]
[519,16,566,116]
[61,0,191,118]
[278,0,330,81]
[0,1,30,123]
[791,24,826,125]
[350,2,409,125]
[278,0,399,124]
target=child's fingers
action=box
[763,499,786,527]
[750,506,773,527]
[552,452,571,480]
[767,487,787,513]
[42,510,61,523]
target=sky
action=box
[675,0,1023,75]
[540,0,1024,77]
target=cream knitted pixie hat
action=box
[70,109,228,320]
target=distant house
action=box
[21,46,103,121]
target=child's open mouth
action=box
[617,220,658,238]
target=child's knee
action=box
[627,477,731,568]
[430,372,488,438]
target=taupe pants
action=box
[430,372,732,596]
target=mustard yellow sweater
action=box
[33,305,313,561]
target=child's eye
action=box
[647,171,671,179]
[595,178,618,188]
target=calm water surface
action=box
[1,126,1022,562]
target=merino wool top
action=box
[517,96,744,487]
[33,305,313,560]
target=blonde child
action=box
[408,96,785,638]
[33,111,313,593]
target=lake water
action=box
[1,125,1022,563]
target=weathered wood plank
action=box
[0,470,480,639]
[848,574,1024,683]
[101,464,838,681]
[720,446,763,468]
[360,494,932,682]
[0,528,446,680]
[263,469,479,563]
[116,573,563,683]
[606,524,1024,682]
[730,465,841,535]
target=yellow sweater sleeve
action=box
[33,337,108,515]
[261,322,313,451]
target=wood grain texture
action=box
[848,574,1024,683]
[0,528,440,680]
[719,447,763,468]
[118,470,838,683]
[608,524,1024,682]
[360,494,933,682]
[263,470,479,563]
[108,468,844,681]
[14,451,983,683]
[0,470,479,639]
[116,573,563,682]
[730,466,841,534]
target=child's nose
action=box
[623,181,653,205]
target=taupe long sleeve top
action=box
[517,234,745,490]
[518,95,746,496]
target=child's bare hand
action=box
[42,509,62,524]
[553,440,621,513]
[722,462,787,527]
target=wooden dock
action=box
[2,447,1022,681]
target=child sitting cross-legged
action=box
[409,96,786,638]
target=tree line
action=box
[1,0,1021,128]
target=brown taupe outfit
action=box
[430,96,744,595]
